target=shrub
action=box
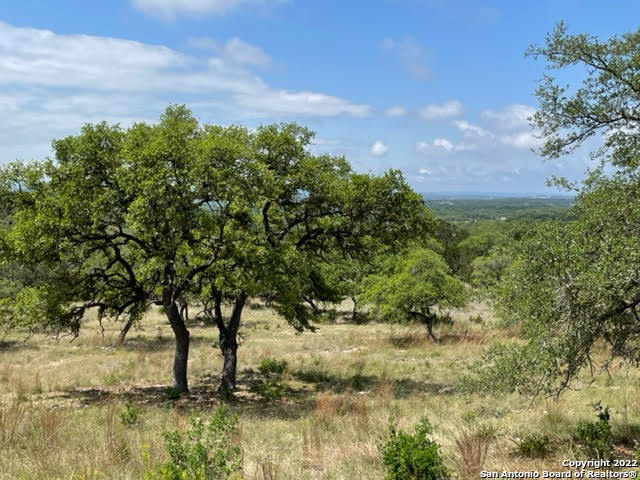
[258,358,288,378]
[250,380,286,401]
[251,358,288,401]
[574,402,613,459]
[515,433,550,458]
[144,406,242,480]
[380,417,449,480]
[120,403,141,427]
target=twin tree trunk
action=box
[159,288,248,394]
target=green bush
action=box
[380,417,449,480]
[250,380,286,401]
[144,406,242,480]
[120,402,142,427]
[515,433,550,458]
[258,358,288,377]
[251,358,288,401]
[575,402,613,459]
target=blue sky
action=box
[1,0,639,193]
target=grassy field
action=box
[1,301,639,479]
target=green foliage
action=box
[527,22,640,170]
[574,403,613,460]
[120,403,141,427]
[470,249,512,291]
[460,342,559,396]
[258,358,288,378]
[0,105,429,392]
[250,358,288,401]
[145,406,242,480]
[360,248,466,336]
[488,24,640,395]
[380,417,449,480]
[250,380,286,401]
[515,433,550,458]
[425,196,574,223]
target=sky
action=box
[1,0,639,194]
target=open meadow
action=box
[1,301,639,479]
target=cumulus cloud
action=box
[131,0,285,18]
[385,106,407,117]
[370,140,389,156]
[499,131,543,149]
[454,120,493,138]
[481,104,535,130]
[416,137,473,153]
[419,100,462,120]
[0,21,369,114]
[418,167,431,175]
[0,20,370,163]
[381,35,430,79]
[190,37,271,66]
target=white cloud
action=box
[370,140,389,156]
[481,104,535,130]
[0,21,369,117]
[418,167,431,175]
[454,120,493,138]
[236,90,370,117]
[385,106,407,117]
[223,38,271,66]
[381,35,430,79]
[190,37,271,66]
[0,21,371,164]
[499,131,543,149]
[416,137,473,153]
[419,100,462,120]
[131,0,284,18]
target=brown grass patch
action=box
[452,425,495,479]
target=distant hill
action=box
[422,195,575,223]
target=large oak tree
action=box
[0,106,428,393]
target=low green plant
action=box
[250,380,286,401]
[515,433,550,458]
[144,405,242,480]
[380,416,449,480]
[574,402,613,459]
[251,358,288,401]
[120,403,141,427]
[258,358,288,378]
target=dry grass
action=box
[0,302,638,479]
[452,425,496,479]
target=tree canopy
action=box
[483,23,640,395]
[359,247,466,341]
[0,105,429,393]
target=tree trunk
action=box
[351,296,358,322]
[424,316,437,342]
[218,291,247,392]
[304,296,321,315]
[165,296,190,393]
[115,317,134,346]
[409,310,438,342]
[220,340,238,392]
